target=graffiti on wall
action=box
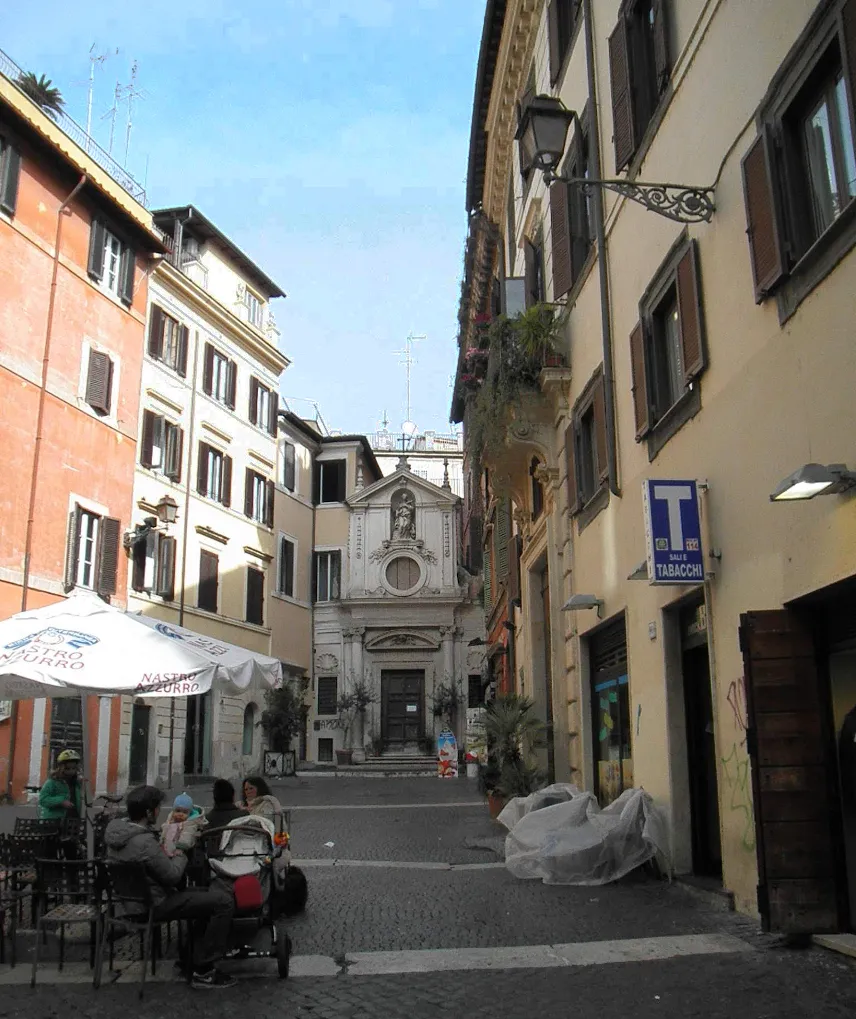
[726,678,748,747]
[721,677,753,851]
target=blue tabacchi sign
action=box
[642,480,705,585]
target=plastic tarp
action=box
[501,785,671,886]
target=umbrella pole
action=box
[80,693,94,858]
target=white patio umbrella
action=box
[0,588,281,699]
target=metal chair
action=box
[94,860,162,999]
[30,858,101,987]
[0,835,33,968]
[13,819,62,837]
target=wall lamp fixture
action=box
[515,94,715,224]
[124,495,180,549]
[561,593,604,618]
[770,463,856,501]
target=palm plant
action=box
[17,72,65,119]
[481,693,547,799]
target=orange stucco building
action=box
[0,72,163,799]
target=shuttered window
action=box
[608,0,670,172]
[203,343,237,408]
[530,458,545,520]
[147,304,188,376]
[632,238,706,448]
[524,234,545,308]
[156,536,176,600]
[64,506,120,596]
[246,566,265,626]
[197,442,231,506]
[742,3,856,310]
[317,677,338,716]
[85,348,113,416]
[0,135,22,217]
[245,468,274,526]
[495,500,511,581]
[314,460,346,504]
[249,377,279,435]
[278,536,295,598]
[548,0,578,84]
[551,117,593,300]
[140,410,183,482]
[313,551,341,602]
[88,218,136,306]
[570,366,610,515]
[281,441,296,491]
[198,550,219,612]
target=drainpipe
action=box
[7,173,88,800]
[583,0,619,496]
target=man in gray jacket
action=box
[105,785,236,989]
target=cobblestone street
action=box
[3,776,856,1017]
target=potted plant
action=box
[335,691,357,765]
[337,675,376,764]
[480,693,547,818]
[431,675,461,730]
[259,681,303,758]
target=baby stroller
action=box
[204,815,293,978]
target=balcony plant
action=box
[17,72,65,119]
[478,693,546,818]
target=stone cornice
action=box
[156,261,289,375]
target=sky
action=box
[1,0,484,437]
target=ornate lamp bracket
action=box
[545,173,715,224]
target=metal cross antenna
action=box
[392,332,426,424]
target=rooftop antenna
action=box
[123,60,148,165]
[86,46,114,137]
[393,332,426,444]
[102,79,121,155]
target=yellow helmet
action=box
[57,749,81,763]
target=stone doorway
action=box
[381,670,424,750]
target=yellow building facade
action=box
[455,0,856,933]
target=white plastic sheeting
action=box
[500,785,671,886]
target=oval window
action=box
[385,556,420,591]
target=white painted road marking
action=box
[290,801,485,810]
[0,934,752,985]
[293,858,506,870]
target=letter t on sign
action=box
[652,484,693,551]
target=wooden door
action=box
[740,609,845,933]
[129,704,151,785]
[382,671,424,744]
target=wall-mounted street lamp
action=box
[515,94,716,225]
[770,463,856,501]
[561,593,604,618]
[156,495,179,525]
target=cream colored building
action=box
[125,205,287,789]
[455,0,856,935]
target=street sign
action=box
[642,479,705,585]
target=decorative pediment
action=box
[365,630,441,652]
[349,468,459,507]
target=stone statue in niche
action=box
[391,490,416,540]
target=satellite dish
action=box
[401,420,418,437]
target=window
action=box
[742,3,856,317]
[385,556,420,591]
[317,677,338,715]
[278,535,295,598]
[88,219,136,305]
[280,440,296,492]
[147,305,188,376]
[630,237,705,454]
[246,566,265,626]
[524,233,545,308]
[313,460,346,504]
[249,377,278,435]
[64,506,120,596]
[85,348,113,416]
[589,617,631,807]
[506,173,516,274]
[609,0,670,172]
[313,550,341,602]
[530,458,545,519]
[548,0,578,84]
[198,550,219,612]
[197,442,232,506]
[156,537,176,600]
[567,366,609,516]
[0,135,21,217]
[468,675,485,709]
[242,704,255,756]
[550,113,593,299]
[245,289,264,329]
[131,532,176,599]
[202,343,236,408]
[317,738,334,762]
[244,468,274,526]
[140,410,183,481]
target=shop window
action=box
[589,617,632,806]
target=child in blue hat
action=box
[160,791,203,856]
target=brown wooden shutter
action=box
[548,1,562,84]
[265,480,275,528]
[651,0,670,92]
[226,359,237,409]
[202,343,214,395]
[840,0,856,138]
[140,410,155,468]
[608,15,636,172]
[85,349,112,415]
[131,536,147,593]
[96,517,121,597]
[87,219,105,280]
[64,507,81,591]
[268,391,279,436]
[0,142,22,216]
[676,240,706,383]
[284,442,296,491]
[244,468,254,517]
[312,463,320,505]
[156,537,176,600]
[246,567,264,625]
[550,182,573,299]
[592,368,609,484]
[249,377,259,425]
[741,130,786,302]
[629,321,652,439]
[740,609,844,934]
[198,550,219,612]
[165,422,182,481]
[197,441,209,496]
[564,422,579,514]
[119,247,135,306]
[496,501,511,580]
[221,454,232,508]
[177,324,189,377]
[147,305,164,359]
[507,534,521,607]
[569,121,591,279]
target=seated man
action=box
[206,779,249,829]
[104,785,236,989]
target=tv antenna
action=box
[123,60,148,165]
[393,332,425,436]
[83,46,115,137]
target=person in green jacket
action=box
[39,748,84,820]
